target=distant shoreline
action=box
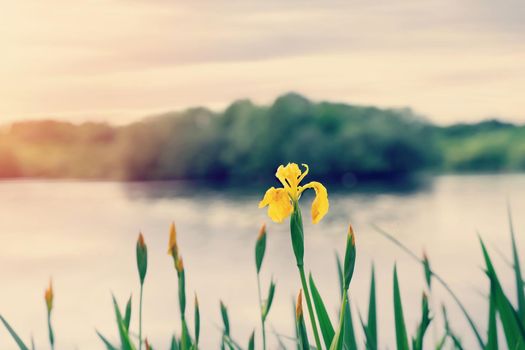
[1,93,524,181]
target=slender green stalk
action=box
[256,274,267,350]
[47,312,54,350]
[139,283,144,350]
[298,265,323,350]
[330,288,348,350]
[339,289,347,323]
[136,232,148,350]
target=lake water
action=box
[1,175,524,349]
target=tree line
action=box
[0,93,523,182]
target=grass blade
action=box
[194,294,200,346]
[373,224,485,348]
[220,301,230,336]
[508,204,525,326]
[330,289,347,350]
[393,265,409,350]
[124,295,132,331]
[309,273,335,348]
[293,298,301,350]
[170,335,179,350]
[96,330,119,350]
[112,295,136,350]
[248,330,255,350]
[220,301,234,350]
[486,281,498,350]
[262,280,276,322]
[336,253,358,350]
[366,264,377,350]
[441,305,464,350]
[480,237,525,349]
[180,319,191,350]
[0,315,30,350]
[412,293,431,350]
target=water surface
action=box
[1,175,524,349]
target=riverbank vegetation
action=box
[0,93,524,181]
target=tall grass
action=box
[2,181,525,349]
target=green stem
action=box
[331,288,348,349]
[139,283,144,350]
[256,273,267,350]
[47,312,54,350]
[298,265,323,350]
[338,289,347,326]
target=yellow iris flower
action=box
[259,163,329,223]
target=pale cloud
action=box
[0,0,524,124]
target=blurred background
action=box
[1,0,524,349]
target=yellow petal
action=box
[297,163,309,184]
[276,163,302,188]
[258,187,293,223]
[303,181,329,223]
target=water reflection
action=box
[121,175,433,202]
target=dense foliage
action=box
[0,93,523,181]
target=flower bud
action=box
[136,232,148,285]
[348,224,356,246]
[343,224,357,290]
[194,293,200,345]
[255,223,267,274]
[44,279,53,313]
[295,288,310,349]
[138,232,146,247]
[257,223,266,241]
[167,222,178,258]
[295,289,303,320]
[290,202,305,266]
[422,249,432,290]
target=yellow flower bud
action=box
[44,279,53,313]
[348,224,355,246]
[167,222,178,257]
[136,232,148,284]
[257,223,267,241]
[295,289,303,320]
[138,232,146,248]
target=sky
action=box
[1,0,525,125]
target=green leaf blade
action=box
[367,265,378,350]
[309,273,335,348]
[508,206,525,326]
[393,266,409,350]
[0,315,30,350]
